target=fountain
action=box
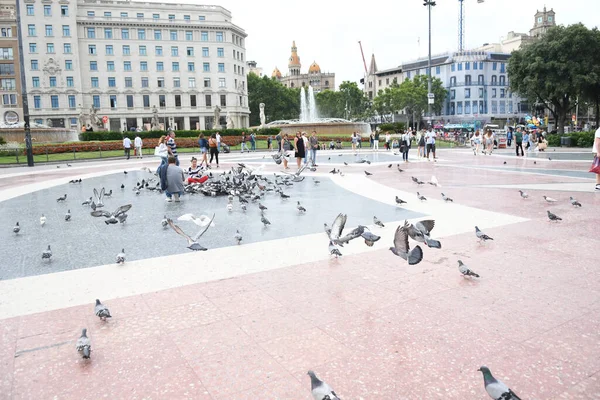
[266,86,370,137]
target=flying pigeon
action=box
[42,245,52,261]
[308,370,340,400]
[93,188,105,208]
[234,230,243,245]
[177,214,216,227]
[441,193,454,202]
[261,212,271,227]
[478,366,521,400]
[361,231,381,247]
[65,209,71,222]
[324,223,332,237]
[94,299,112,321]
[364,171,373,176]
[389,223,423,265]
[519,190,529,199]
[328,241,342,257]
[417,192,427,201]
[395,196,407,205]
[475,226,494,243]
[547,210,562,222]
[82,197,92,206]
[373,216,385,227]
[117,214,128,224]
[569,196,581,207]
[458,260,480,278]
[76,328,91,359]
[13,222,20,234]
[167,214,214,251]
[329,168,337,174]
[326,213,347,245]
[116,249,125,264]
[543,195,557,203]
[297,201,307,213]
[161,215,169,228]
[56,194,67,202]
[40,214,46,227]
[91,204,132,225]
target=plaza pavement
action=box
[0,147,598,399]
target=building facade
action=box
[246,60,262,77]
[0,0,23,126]
[363,54,403,100]
[16,0,249,131]
[271,41,334,92]
[530,6,556,38]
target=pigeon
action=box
[364,171,373,176]
[478,366,521,400]
[82,197,92,206]
[117,213,128,224]
[428,176,440,187]
[547,210,562,222]
[13,222,20,234]
[123,170,128,174]
[280,192,290,199]
[56,194,67,202]
[373,216,384,227]
[361,231,381,247]
[76,329,91,359]
[344,162,348,166]
[412,176,425,185]
[65,209,71,222]
[569,197,581,207]
[313,179,320,185]
[161,215,169,228]
[94,299,112,321]
[328,241,342,257]
[297,201,306,213]
[120,184,125,189]
[308,370,340,400]
[326,213,347,245]
[458,260,480,278]
[388,164,392,168]
[167,214,214,251]
[543,195,557,203]
[329,168,337,174]
[234,230,243,245]
[475,226,494,243]
[135,189,140,195]
[66,163,72,167]
[519,190,529,199]
[324,223,332,237]
[42,245,52,261]
[40,214,46,227]
[91,204,132,225]
[395,196,407,205]
[104,189,113,198]
[397,165,404,172]
[93,188,105,208]
[116,249,125,264]
[417,192,427,201]
[406,220,442,249]
[389,223,423,265]
[177,214,216,227]
[241,204,247,212]
[258,203,268,211]
[261,212,271,227]
[441,193,453,202]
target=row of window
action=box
[448,75,507,86]
[84,27,226,43]
[86,44,227,57]
[30,93,228,110]
[448,100,513,115]
[85,60,227,73]
[451,61,506,73]
[450,88,511,100]
[86,76,230,89]
[25,4,69,17]
[85,11,206,22]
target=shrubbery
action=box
[0,136,5,145]
[378,122,406,132]
[546,131,595,147]
[79,128,281,142]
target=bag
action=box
[154,146,167,158]
[590,155,600,174]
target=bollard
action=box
[73,148,76,160]
[45,147,49,162]
[15,148,19,164]
[99,146,102,158]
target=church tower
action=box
[288,41,301,76]
[529,6,556,38]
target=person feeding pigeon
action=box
[161,156,186,202]
[187,157,208,184]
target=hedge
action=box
[546,131,595,148]
[79,128,281,142]
[378,122,406,132]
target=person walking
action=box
[198,133,209,168]
[507,127,513,148]
[208,133,219,168]
[417,131,426,159]
[309,131,318,166]
[250,132,256,151]
[240,132,249,153]
[134,134,142,158]
[385,131,391,150]
[215,132,222,151]
[472,130,482,155]
[523,131,530,154]
[425,128,436,161]
[401,130,411,162]
[485,129,494,155]
[167,131,179,166]
[591,126,600,191]
[163,156,185,202]
[275,132,282,152]
[373,130,380,151]
[282,133,293,170]
[351,132,358,153]
[156,135,169,174]
[267,136,273,151]
[294,131,305,169]
[123,136,132,160]
[514,128,524,156]
[369,132,374,149]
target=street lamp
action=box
[424,1,436,128]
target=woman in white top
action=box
[156,135,169,174]
[471,130,482,156]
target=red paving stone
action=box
[1,149,599,399]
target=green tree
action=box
[395,75,447,129]
[580,28,600,128]
[315,89,344,118]
[508,23,600,133]
[247,74,300,126]
[372,83,402,123]
[315,81,370,119]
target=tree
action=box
[580,28,600,128]
[247,74,300,126]
[508,24,600,133]
[395,75,447,129]
[372,83,402,122]
[315,81,370,120]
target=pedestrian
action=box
[208,133,219,168]
[156,135,169,174]
[163,156,185,202]
[523,131,530,153]
[515,128,524,156]
[198,133,209,168]
[507,127,513,147]
[282,133,293,170]
[485,129,494,155]
[591,126,600,191]
[401,130,411,162]
[294,131,305,169]
[351,132,358,153]
[275,132,282,152]
[240,132,249,153]
[373,130,380,151]
[123,136,132,160]
[309,131,318,166]
[215,131,222,151]
[134,134,142,158]
[167,130,179,166]
[250,132,256,151]
[417,131,425,158]
[472,130,482,155]
[267,136,273,151]
[385,131,391,150]
[302,132,309,165]
[187,157,208,184]
[426,128,437,160]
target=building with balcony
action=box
[363,54,403,101]
[17,0,249,131]
[271,41,335,92]
[0,0,22,127]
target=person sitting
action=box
[335,139,342,149]
[187,157,208,184]
[329,140,335,150]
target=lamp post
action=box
[424,1,436,128]
[15,0,34,166]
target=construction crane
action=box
[358,41,368,85]
[458,0,485,52]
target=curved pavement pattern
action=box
[0,147,598,399]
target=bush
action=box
[546,134,561,147]
[79,128,281,142]
[378,122,406,132]
[0,136,5,145]
[569,131,594,148]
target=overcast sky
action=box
[162,0,599,88]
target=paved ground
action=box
[0,147,598,399]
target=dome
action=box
[308,61,321,74]
[288,41,301,68]
[271,67,282,78]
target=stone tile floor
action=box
[0,148,598,399]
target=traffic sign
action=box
[427,93,435,98]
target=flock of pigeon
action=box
[518,190,583,221]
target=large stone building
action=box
[271,41,334,92]
[0,0,22,127]
[15,0,249,131]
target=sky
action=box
[156,0,600,88]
